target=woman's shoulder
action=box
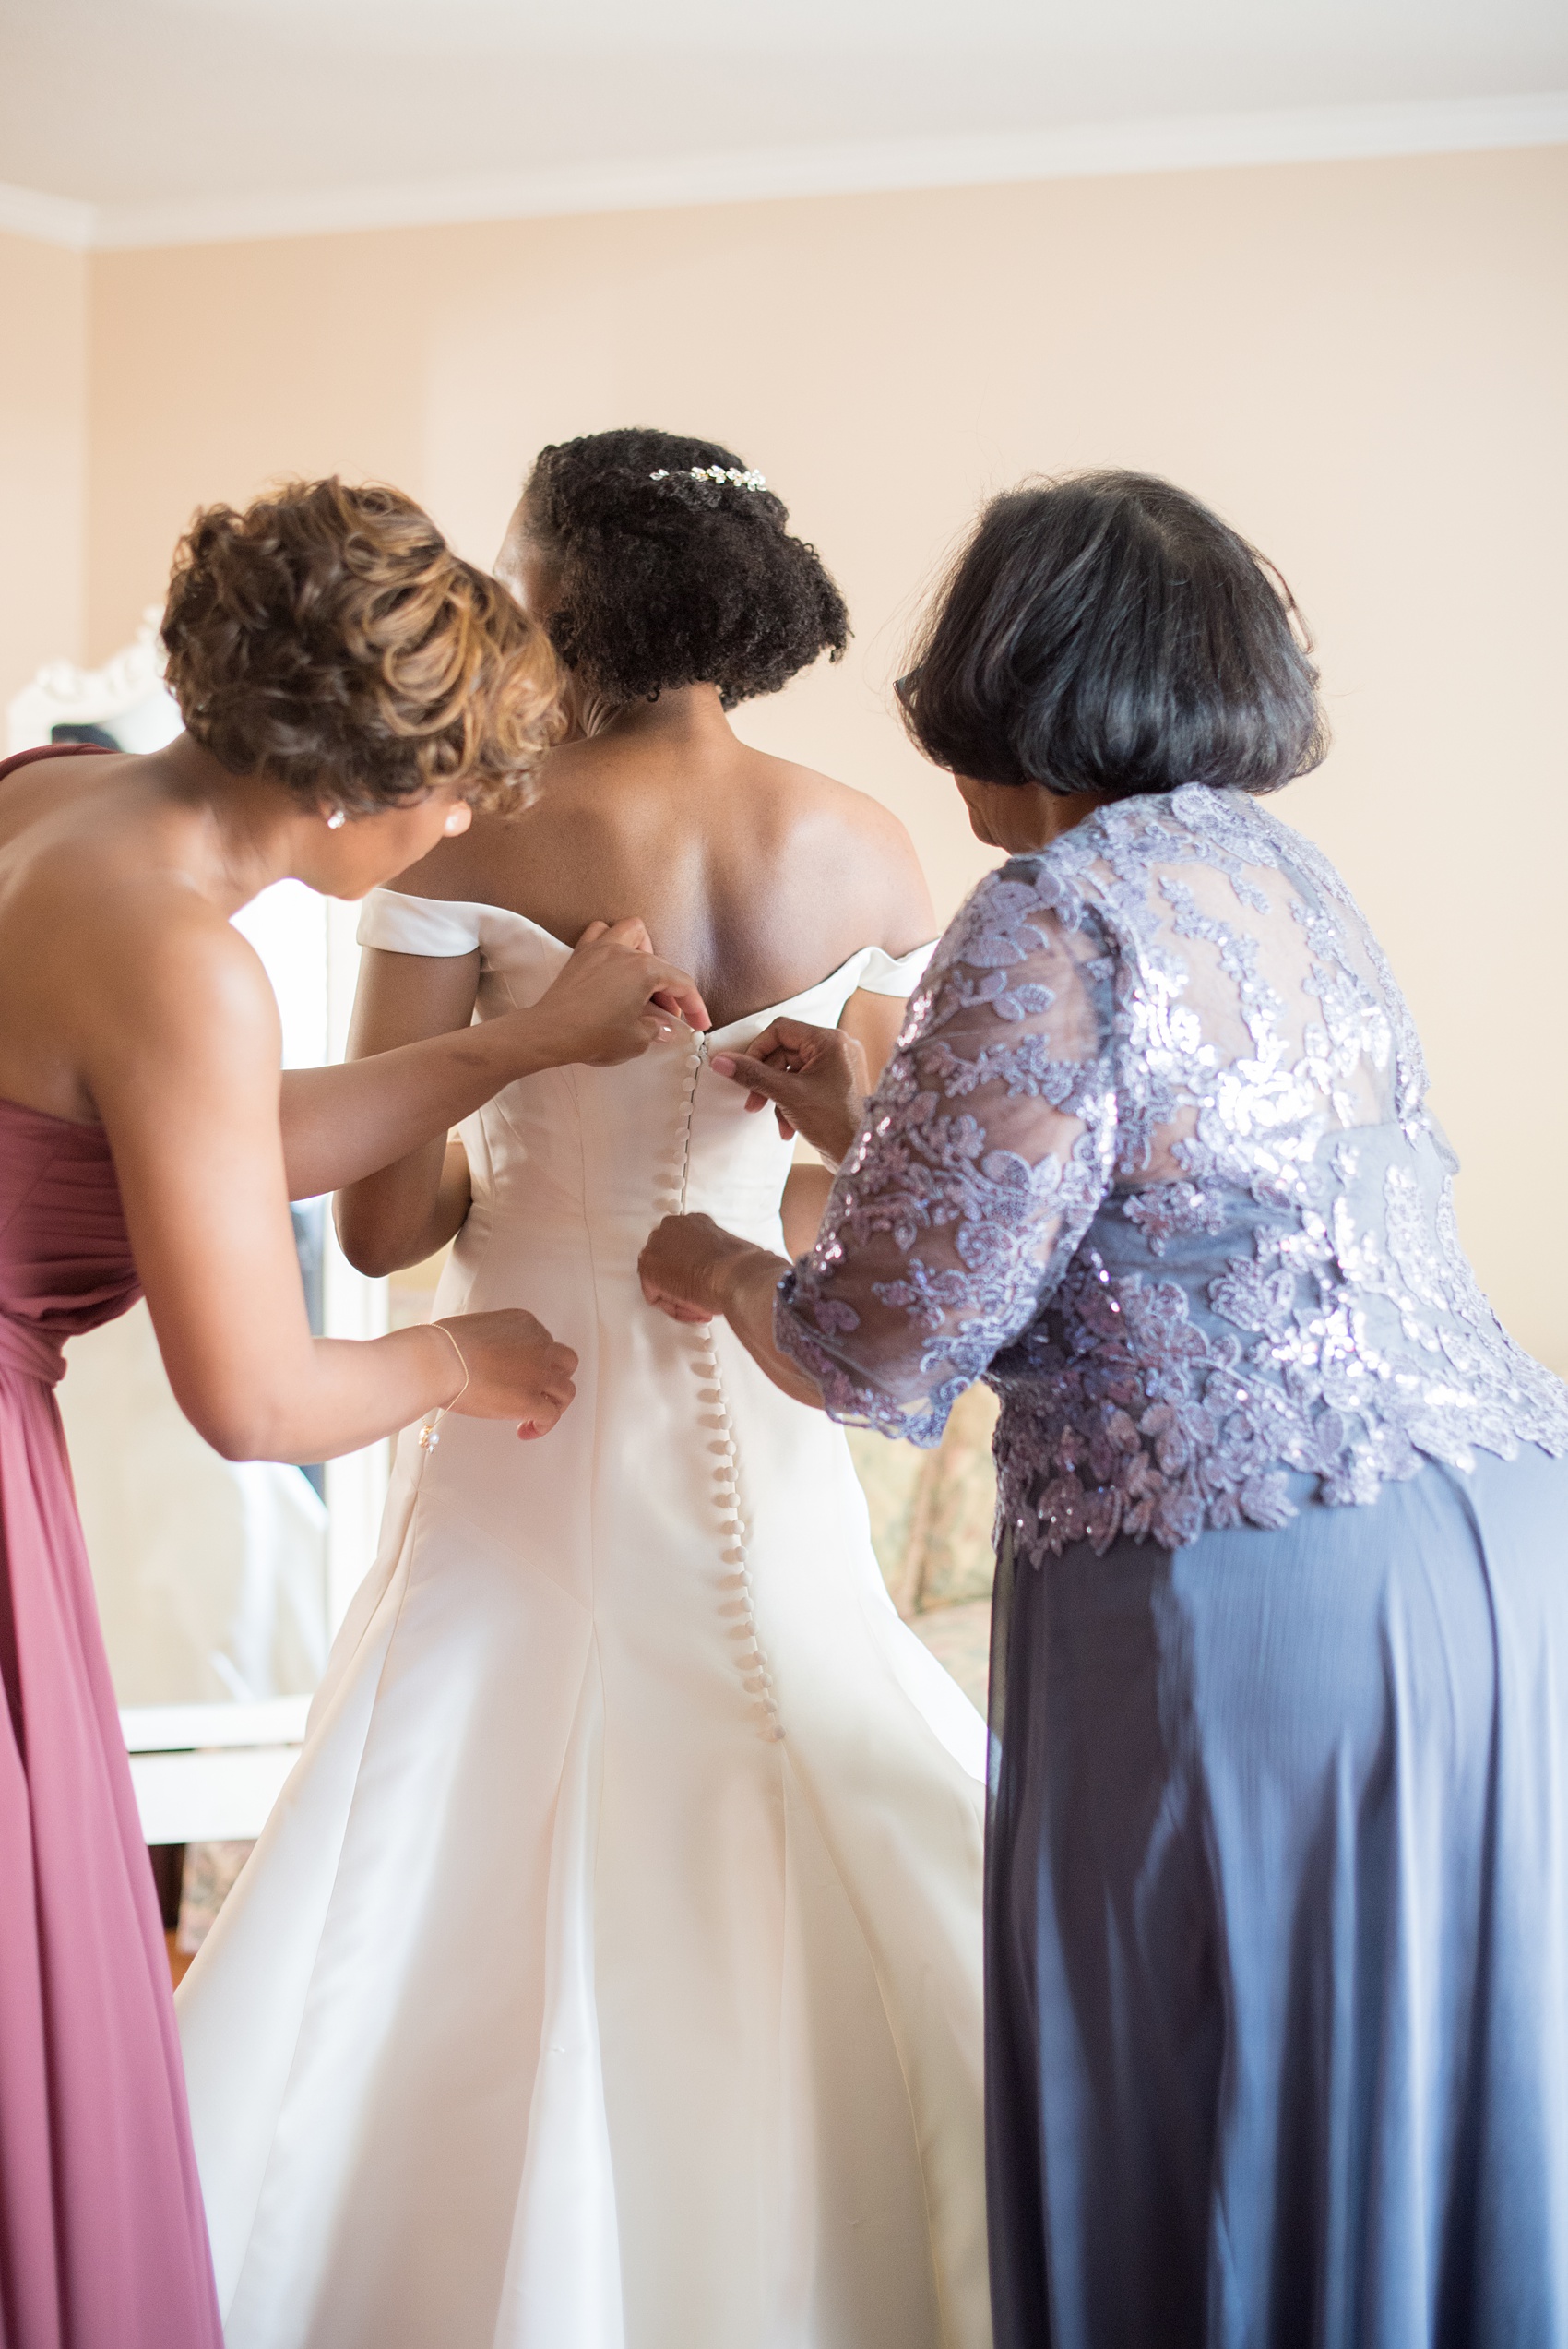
[953,835,1105,940]
[745,754,935,957]
[978,785,1288,926]
[29,853,279,1115]
[17,809,268,995]
[380,818,513,905]
[946,864,1101,984]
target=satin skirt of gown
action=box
[0,1093,222,2349]
[177,895,991,2349]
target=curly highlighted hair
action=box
[522,428,849,710]
[161,477,562,815]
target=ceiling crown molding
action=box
[5,90,1565,255]
[0,180,96,249]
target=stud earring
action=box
[326,809,347,831]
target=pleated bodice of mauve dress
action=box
[0,1093,221,2349]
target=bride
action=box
[177,431,991,2349]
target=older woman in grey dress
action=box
[639,470,1568,2347]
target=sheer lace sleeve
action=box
[774,863,1118,1443]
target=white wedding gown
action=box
[177,891,991,2349]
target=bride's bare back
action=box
[395,686,934,1032]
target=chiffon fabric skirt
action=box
[0,1356,222,2349]
[0,1084,221,2349]
[986,1444,1568,2349]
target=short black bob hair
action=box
[898,471,1326,798]
[521,427,849,710]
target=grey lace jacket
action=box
[775,784,1568,1561]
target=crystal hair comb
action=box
[649,466,767,492]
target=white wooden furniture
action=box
[120,1700,312,1844]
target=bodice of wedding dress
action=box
[777,783,1568,1559]
[356,891,934,1261]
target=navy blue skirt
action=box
[985,1446,1568,2348]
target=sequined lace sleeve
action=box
[774,864,1118,1443]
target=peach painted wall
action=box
[60,144,1568,1363]
[0,230,88,708]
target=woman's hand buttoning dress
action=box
[652,471,1568,2348]
[176,430,992,2349]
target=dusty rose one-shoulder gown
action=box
[0,756,220,2347]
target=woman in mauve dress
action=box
[0,475,706,2349]
[641,470,1568,2345]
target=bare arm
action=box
[333,946,481,1272]
[280,1009,533,1202]
[779,1164,834,1258]
[838,987,909,1080]
[776,985,910,1253]
[89,908,577,1461]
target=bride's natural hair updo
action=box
[161,477,563,816]
[521,427,849,710]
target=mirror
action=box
[5,621,388,1905]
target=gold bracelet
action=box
[418,1322,470,1452]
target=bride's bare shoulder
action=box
[747,750,936,956]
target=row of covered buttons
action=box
[658,1030,783,1744]
[686,1325,784,1742]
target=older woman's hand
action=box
[638,1213,771,1323]
[709,1019,868,1167]
[639,1214,825,1406]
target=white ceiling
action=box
[2,0,1564,247]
